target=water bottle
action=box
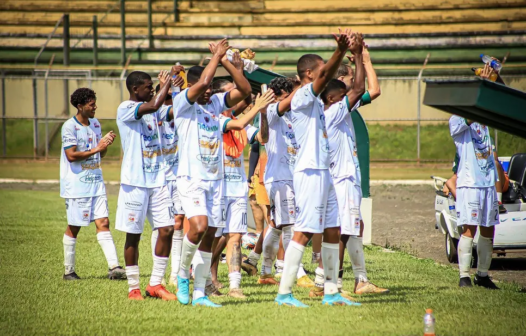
[447,193,456,217]
[423,309,435,336]
[480,54,502,72]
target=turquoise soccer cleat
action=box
[275,293,309,308]
[176,276,190,305]
[322,293,362,306]
[192,296,222,308]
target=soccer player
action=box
[60,88,125,280]
[450,116,500,289]
[275,29,358,307]
[116,68,177,300]
[170,39,267,307]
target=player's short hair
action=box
[187,66,204,84]
[70,88,96,107]
[126,71,151,92]
[320,78,346,104]
[211,79,232,94]
[269,77,293,96]
[297,54,323,80]
[287,76,301,89]
[336,64,350,78]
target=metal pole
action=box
[1,70,6,156]
[32,77,39,158]
[494,129,498,152]
[44,54,55,160]
[147,0,153,49]
[173,0,178,22]
[120,0,126,65]
[93,15,98,67]
[416,53,430,164]
[63,14,70,129]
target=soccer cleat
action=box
[205,284,223,297]
[474,274,500,290]
[297,275,315,288]
[63,272,81,280]
[275,293,309,308]
[354,281,390,295]
[322,293,362,306]
[459,277,473,288]
[498,202,507,214]
[176,276,190,305]
[145,284,177,301]
[340,290,359,302]
[258,274,279,285]
[309,286,324,298]
[108,266,127,280]
[228,288,247,299]
[241,259,258,276]
[168,276,177,289]
[213,281,224,289]
[128,289,144,300]
[192,296,222,308]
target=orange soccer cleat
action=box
[258,274,279,285]
[128,289,144,301]
[145,284,177,301]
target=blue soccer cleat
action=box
[322,293,362,306]
[192,296,222,308]
[275,293,309,308]
[176,276,190,305]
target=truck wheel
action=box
[446,233,459,263]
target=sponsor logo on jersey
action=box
[193,198,200,206]
[199,140,219,150]
[79,173,103,184]
[198,123,218,132]
[81,161,101,170]
[128,213,136,223]
[142,133,159,142]
[77,200,91,208]
[224,173,243,182]
[82,210,90,221]
[125,201,143,210]
[196,154,220,164]
[471,209,479,220]
[163,133,174,140]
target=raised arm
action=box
[226,90,275,131]
[312,28,351,95]
[346,33,365,109]
[222,51,252,108]
[256,110,269,144]
[167,74,186,120]
[136,70,171,118]
[277,87,300,116]
[362,44,381,100]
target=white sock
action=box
[171,230,184,278]
[63,234,76,275]
[150,255,168,286]
[126,265,140,292]
[178,235,198,279]
[347,236,368,282]
[497,192,502,202]
[314,267,324,288]
[477,236,493,277]
[275,259,284,274]
[321,242,339,295]
[247,250,261,266]
[296,263,307,279]
[458,235,474,278]
[151,229,159,257]
[278,241,305,295]
[96,231,119,269]
[262,227,281,275]
[193,250,212,300]
[229,271,242,289]
[282,225,293,252]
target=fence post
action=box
[416,53,430,164]
[44,55,55,160]
[173,0,178,22]
[32,77,39,159]
[120,0,126,65]
[147,0,153,48]
[63,14,70,138]
[93,16,98,67]
[1,70,5,156]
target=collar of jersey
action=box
[73,116,90,126]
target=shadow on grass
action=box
[490,257,526,271]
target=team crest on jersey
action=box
[471,210,479,220]
[170,121,175,128]
[204,116,210,123]
[82,210,90,221]
[94,123,100,128]
[128,213,136,223]
[288,123,292,129]
[193,198,200,206]
[147,124,153,131]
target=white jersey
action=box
[264,102,298,183]
[117,100,166,188]
[173,89,231,181]
[324,96,361,184]
[60,116,106,198]
[159,104,179,181]
[224,124,259,197]
[449,116,496,188]
[290,83,330,172]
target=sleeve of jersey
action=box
[219,115,232,134]
[246,125,259,144]
[360,91,372,106]
[92,118,102,138]
[266,103,278,125]
[291,83,315,113]
[326,100,349,127]
[158,105,172,122]
[118,101,143,122]
[62,122,77,150]
[172,89,194,119]
[211,92,229,114]
[449,116,470,137]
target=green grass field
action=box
[1,189,525,335]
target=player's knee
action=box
[158,225,174,238]
[125,233,141,246]
[480,226,495,238]
[461,225,477,238]
[97,217,110,230]
[174,215,184,230]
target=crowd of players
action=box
[59,28,501,308]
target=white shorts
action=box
[456,186,499,227]
[265,180,296,227]
[222,196,248,234]
[177,176,224,228]
[293,169,339,234]
[65,195,109,227]
[115,184,173,234]
[166,180,185,215]
[334,177,362,236]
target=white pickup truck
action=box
[432,153,526,264]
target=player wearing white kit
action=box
[116,69,178,301]
[275,29,359,308]
[169,40,259,307]
[449,116,500,289]
[60,88,125,281]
